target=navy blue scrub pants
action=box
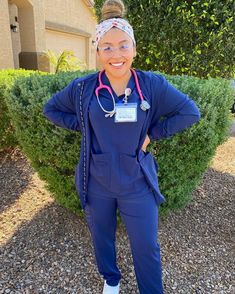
[84,191,164,294]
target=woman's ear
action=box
[133,46,137,58]
[96,50,103,70]
[96,49,100,62]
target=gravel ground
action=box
[0,133,234,294]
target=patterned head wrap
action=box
[95,18,136,47]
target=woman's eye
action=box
[103,46,112,51]
[120,44,129,50]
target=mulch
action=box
[0,132,234,293]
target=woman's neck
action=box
[105,69,132,95]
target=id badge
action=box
[114,103,137,123]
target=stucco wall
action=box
[0,0,14,69]
[44,0,96,34]
[8,3,21,68]
[0,0,97,71]
[44,0,97,70]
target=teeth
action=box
[111,63,123,66]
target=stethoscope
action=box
[95,68,150,118]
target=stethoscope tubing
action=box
[95,68,146,117]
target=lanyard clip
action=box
[123,88,132,104]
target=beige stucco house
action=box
[0,0,97,72]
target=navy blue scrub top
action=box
[88,71,152,197]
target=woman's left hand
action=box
[141,134,150,152]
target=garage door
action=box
[45,29,87,66]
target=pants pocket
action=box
[138,150,166,206]
[89,152,111,188]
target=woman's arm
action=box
[148,74,201,140]
[43,78,80,131]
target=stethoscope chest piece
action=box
[140,100,150,111]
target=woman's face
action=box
[96,28,136,79]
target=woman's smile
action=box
[109,61,125,69]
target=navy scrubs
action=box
[85,71,164,293]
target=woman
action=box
[43,1,201,293]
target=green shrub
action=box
[94,0,235,78]
[5,70,92,215]
[0,69,46,151]
[150,73,234,214]
[4,71,234,215]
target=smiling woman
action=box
[97,29,136,88]
[95,13,137,94]
[42,0,201,293]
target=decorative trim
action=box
[45,21,91,38]
[78,81,87,204]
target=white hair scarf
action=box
[95,18,136,47]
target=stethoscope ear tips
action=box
[105,111,115,118]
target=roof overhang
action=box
[83,0,94,7]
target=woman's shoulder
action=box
[58,71,99,100]
[69,72,98,88]
[135,69,167,88]
[71,71,99,86]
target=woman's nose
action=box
[111,48,123,57]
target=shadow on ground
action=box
[0,149,33,214]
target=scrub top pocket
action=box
[89,152,111,189]
[119,153,145,190]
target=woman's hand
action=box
[141,134,151,152]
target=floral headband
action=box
[95,18,136,47]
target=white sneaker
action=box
[102,280,120,294]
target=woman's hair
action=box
[96,0,136,51]
[101,0,126,21]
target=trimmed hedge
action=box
[4,70,234,215]
[0,69,46,151]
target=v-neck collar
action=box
[100,70,136,100]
